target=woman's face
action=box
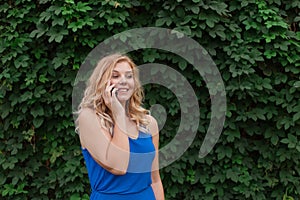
[110,61,135,103]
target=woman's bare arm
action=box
[148,115,165,200]
[78,108,130,175]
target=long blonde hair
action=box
[76,53,149,133]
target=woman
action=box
[76,53,164,199]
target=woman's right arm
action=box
[78,108,130,175]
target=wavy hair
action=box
[76,53,149,133]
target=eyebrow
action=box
[112,70,133,73]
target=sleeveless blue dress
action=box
[82,131,156,200]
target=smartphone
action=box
[111,87,118,97]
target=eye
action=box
[111,75,119,79]
[126,74,133,79]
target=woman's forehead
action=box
[113,61,133,72]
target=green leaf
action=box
[294,81,300,88]
[0,102,10,118]
[33,118,44,128]
[178,60,187,70]
[176,7,185,18]
[293,112,300,122]
[39,11,52,22]
[20,91,33,102]
[271,135,279,145]
[191,7,200,14]
[226,169,239,182]
[52,16,65,26]
[204,183,215,193]
[206,18,215,28]
[30,105,44,118]
[155,18,166,26]
[264,49,277,58]
[14,55,30,68]
[76,2,92,12]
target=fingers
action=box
[103,81,115,108]
[105,80,115,95]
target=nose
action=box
[119,75,127,85]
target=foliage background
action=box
[1,0,300,199]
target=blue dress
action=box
[82,131,156,200]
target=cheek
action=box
[110,79,118,85]
[129,80,135,89]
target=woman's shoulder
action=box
[79,107,95,115]
[144,114,159,136]
[78,107,96,122]
[145,114,157,123]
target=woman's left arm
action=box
[149,115,165,200]
[151,169,164,200]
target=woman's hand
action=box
[103,80,130,134]
[103,80,124,113]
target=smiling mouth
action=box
[117,88,129,92]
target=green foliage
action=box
[1,0,300,199]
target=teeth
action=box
[118,89,128,92]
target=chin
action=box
[117,96,130,102]
[117,91,133,103]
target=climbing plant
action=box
[0,0,299,199]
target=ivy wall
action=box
[1,0,300,199]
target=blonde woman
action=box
[76,54,164,199]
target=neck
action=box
[119,100,129,111]
[119,101,126,108]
